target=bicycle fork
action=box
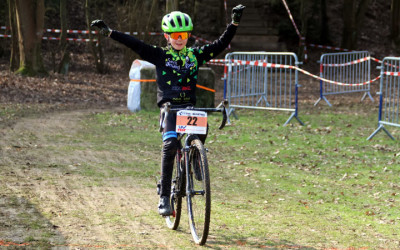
[183,145,192,198]
[183,143,197,227]
[183,138,205,198]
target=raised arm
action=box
[196,4,246,65]
[91,19,163,65]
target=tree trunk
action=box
[85,0,105,74]
[8,0,19,71]
[341,0,356,49]
[0,0,8,59]
[144,0,158,42]
[58,0,70,74]
[355,0,370,30]
[14,0,46,76]
[123,0,141,69]
[341,0,370,50]
[166,0,178,12]
[298,0,309,62]
[391,0,400,40]
[320,0,329,44]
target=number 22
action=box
[187,116,198,126]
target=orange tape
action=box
[0,240,29,246]
[196,84,216,93]
[130,79,156,82]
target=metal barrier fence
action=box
[314,51,374,106]
[224,52,303,126]
[367,57,400,140]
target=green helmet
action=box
[161,11,193,33]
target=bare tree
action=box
[0,0,8,60]
[298,0,310,61]
[8,0,19,71]
[14,0,46,75]
[118,0,141,69]
[142,0,159,43]
[85,0,105,74]
[166,0,178,12]
[341,0,371,50]
[391,0,400,42]
[319,0,329,44]
[58,0,70,74]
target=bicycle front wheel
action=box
[187,139,210,245]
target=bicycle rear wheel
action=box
[165,153,183,229]
[187,139,210,245]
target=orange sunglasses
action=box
[168,32,190,40]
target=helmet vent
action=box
[184,16,190,25]
[176,16,183,27]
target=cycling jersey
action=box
[110,23,237,107]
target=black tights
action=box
[160,137,178,197]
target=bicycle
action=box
[158,100,228,245]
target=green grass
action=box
[1,103,399,248]
[210,108,399,248]
[75,105,399,248]
[0,103,60,128]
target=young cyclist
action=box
[91,4,245,216]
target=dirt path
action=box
[0,109,196,248]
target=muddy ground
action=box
[0,49,384,248]
[0,108,192,248]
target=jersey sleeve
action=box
[110,30,163,65]
[195,23,237,66]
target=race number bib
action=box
[176,110,207,134]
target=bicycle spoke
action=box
[187,139,210,245]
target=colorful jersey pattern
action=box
[110,24,237,107]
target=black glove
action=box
[90,19,112,37]
[232,4,246,25]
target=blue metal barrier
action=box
[315,51,374,107]
[224,52,303,126]
[367,57,400,140]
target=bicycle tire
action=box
[165,152,183,229]
[187,139,210,245]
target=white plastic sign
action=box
[127,60,155,112]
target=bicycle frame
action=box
[161,100,228,245]
[160,99,228,195]
[160,100,227,197]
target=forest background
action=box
[1,0,400,77]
